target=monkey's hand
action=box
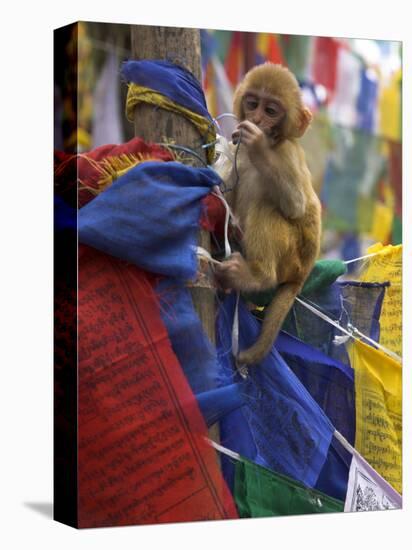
[215,252,260,293]
[232,121,269,157]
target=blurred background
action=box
[54,22,402,261]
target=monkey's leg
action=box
[215,252,276,293]
[237,281,301,366]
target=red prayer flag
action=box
[78,245,238,527]
[225,32,243,87]
[388,141,402,218]
[266,34,285,65]
[312,37,340,100]
[54,137,174,207]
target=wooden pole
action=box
[130,25,219,441]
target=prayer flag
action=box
[77,245,238,527]
[234,458,344,518]
[217,294,335,491]
[91,51,123,148]
[344,445,402,512]
[283,280,387,366]
[358,243,402,357]
[311,37,340,101]
[280,35,313,81]
[155,279,222,394]
[350,339,402,493]
[256,33,285,65]
[379,69,401,142]
[225,32,243,87]
[121,60,212,121]
[275,331,355,445]
[357,68,379,133]
[78,161,221,280]
[329,47,362,128]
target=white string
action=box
[207,434,401,502]
[231,291,240,354]
[206,438,241,462]
[195,246,222,266]
[215,113,238,122]
[344,251,380,264]
[211,188,233,259]
[295,296,402,363]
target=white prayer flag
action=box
[344,448,402,512]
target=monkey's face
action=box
[242,91,285,137]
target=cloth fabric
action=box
[217,294,335,491]
[350,339,402,494]
[392,216,402,245]
[91,51,123,148]
[275,331,355,445]
[315,436,352,502]
[224,31,243,87]
[283,280,387,366]
[388,141,402,219]
[54,137,174,207]
[344,445,402,512]
[121,60,212,121]
[378,69,401,142]
[280,35,313,81]
[357,68,378,133]
[328,47,362,128]
[155,279,222,394]
[78,161,221,280]
[321,127,383,233]
[340,234,361,275]
[77,245,238,527]
[195,384,244,427]
[275,331,355,501]
[234,457,344,518]
[255,33,285,65]
[243,259,347,308]
[311,37,340,100]
[359,243,402,358]
[121,60,216,163]
[301,259,347,295]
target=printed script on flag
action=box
[359,243,402,358]
[77,245,237,527]
[351,339,402,494]
[344,450,401,512]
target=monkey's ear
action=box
[293,107,313,137]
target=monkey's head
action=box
[233,63,312,141]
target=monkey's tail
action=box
[237,281,302,366]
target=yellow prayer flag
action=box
[378,69,401,142]
[350,339,402,493]
[359,243,402,357]
[369,203,393,245]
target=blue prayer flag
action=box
[217,294,335,490]
[78,161,221,280]
[121,60,212,121]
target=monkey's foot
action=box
[235,356,249,379]
[237,346,266,367]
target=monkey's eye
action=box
[244,96,258,110]
[265,105,281,117]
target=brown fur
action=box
[215,63,321,365]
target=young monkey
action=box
[215,63,321,366]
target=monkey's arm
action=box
[235,121,308,219]
[215,252,276,293]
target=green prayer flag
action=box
[234,458,344,518]
[392,215,402,245]
[243,259,347,307]
[301,259,347,296]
